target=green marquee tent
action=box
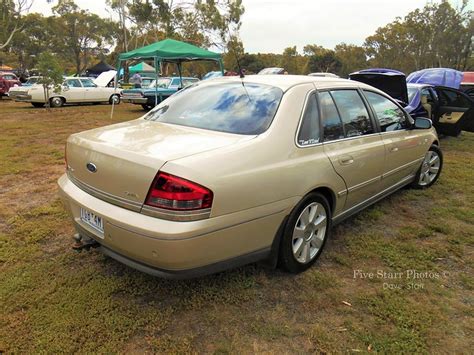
[118,38,223,64]
[128,61,155,73]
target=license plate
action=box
[80,208,104,235]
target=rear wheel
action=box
[31,102,45,108]
[279,192,331,273]
[50,97,64,108]
[412,145,443,189]
[109,94,120,105]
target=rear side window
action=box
[145,82,283,135]
[330,90,374,137]
[319,91,344,141]
[65,79,82,88]
[364,91,409,132]
[297,94,320,146]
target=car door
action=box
[63,79,84,102]
[363,90,428,189]
[80,78,105,102]
[434,87,474,135]
[320,89,385,210]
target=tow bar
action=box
[72,233,100,252]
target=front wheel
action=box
[141,104,153,111]
[109,94,120,105]
[279,192,331,273]
[412,145,443,189]
[50,97,64,108]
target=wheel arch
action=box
[265,185,336,269]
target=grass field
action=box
[1,99,473,353]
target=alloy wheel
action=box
[292,202,327,264]
[418,150,441,186]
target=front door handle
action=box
[390,147,399,152]
[339,155,354,165]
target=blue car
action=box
[122,76,199,110]
[350,68,474,136]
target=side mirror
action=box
[413,117,432,129]
[62,84,69,91]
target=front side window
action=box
[297,93,320,146]
[330,90,374,137]
[145,82,283,135]
[80,79,97,88]
[364,91,409,132]
[319,91,344,141]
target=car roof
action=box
[204,74,381,92]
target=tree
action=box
[36,52,63,108]
[334,43,367,77]
[280,46,298,74]
[307,50,342,74]
[364,0,473,72]
[52,0,117,74]
[0,0,34,49]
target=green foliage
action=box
[365,1,473,72]
[36,52,64,107]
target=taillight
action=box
[145,172,213,211]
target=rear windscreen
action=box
[144,82,283,135]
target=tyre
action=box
[141,104,152,111]
[31,102,45,108]
[50,97,64,108]
[279,192,331,273]
[412,144,443,189]
[109,94,120,105]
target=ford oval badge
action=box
[86,162,97,173]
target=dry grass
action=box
[1,99,473,353]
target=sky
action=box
[29,0,471,54]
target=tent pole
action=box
[111,58,121,119]
[219,59,224,75]
[154,57,159,108]
[177,61,183,89]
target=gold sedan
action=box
[58,75,442,278]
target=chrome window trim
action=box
[67,171,142,212]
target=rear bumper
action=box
[58,174,291,277]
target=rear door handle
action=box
[390,147,399,152]
[339,155,354,165]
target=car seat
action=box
[421,95,432,119]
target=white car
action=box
[16,73,121,108]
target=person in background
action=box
[131,73,142,88]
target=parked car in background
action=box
[350,68,474,136]
[258,67,286,75]
[59,75,441,278]
[308,72,339,78]
[122,76,199,110]
[461,72,474,98]
[0,72,21,97]
[15,76,121,108]
[8,76,42,100]
[202,71,223,80]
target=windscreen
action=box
[144,82,283,135]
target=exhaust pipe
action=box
[72,233,100,252]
